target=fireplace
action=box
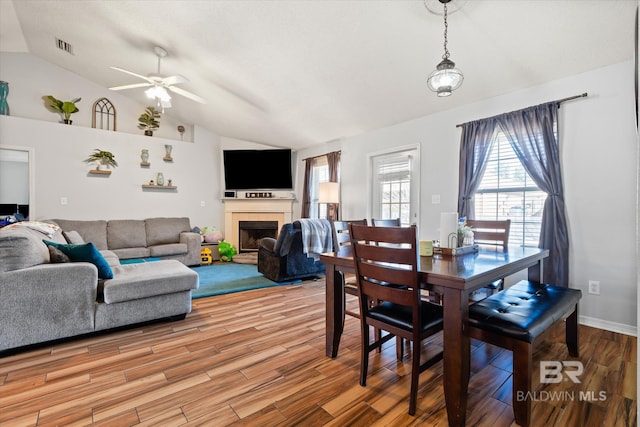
[239,221,278,252]
[223,198,294,251]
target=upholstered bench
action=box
[468,280,582,427]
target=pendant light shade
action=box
[427,0,463,97]
[427,58,463,97]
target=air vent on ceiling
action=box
[55,38,74,55]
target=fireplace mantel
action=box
[223,198,294,251]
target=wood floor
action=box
[0,279,636,426]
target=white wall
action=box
[0,52,224,231]
[295,60,637,332]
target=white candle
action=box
[439,212,458,248]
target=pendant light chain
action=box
[442,2,450,60]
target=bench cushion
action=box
[469,280,582,343]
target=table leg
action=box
[325,263,345,358]
[442,287,470,427]
[528,258,544,283]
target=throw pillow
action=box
[48,245,71,263]
[63,230,85,245]
[43,240,114,279]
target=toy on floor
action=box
[218,240,236,262]
[200,247,213,265]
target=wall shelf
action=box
[142,184,177,190]
[89,169,111,175]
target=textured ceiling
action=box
[1,0,637,149]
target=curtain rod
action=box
[301,150,341,162]
[455,92,588,128]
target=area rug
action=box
[190,262,301,299]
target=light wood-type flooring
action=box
[0,279,636,426]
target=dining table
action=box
[319,245,549,427]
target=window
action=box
[371,148,419,226]
[308,157,330,219]
[474,131,546,247]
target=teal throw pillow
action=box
[43,240,114,279]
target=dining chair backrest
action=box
[371,218,401,227]
[331,219,367,254]
[467,219,511,249]
[349,224,420,319]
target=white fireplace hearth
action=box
[223,198,294,251]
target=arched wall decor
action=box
[92,98,117,131]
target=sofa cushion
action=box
[145,217,191,246]
[0,227,50,272]
[51,219,108,250]
[112,247,151,260]
[43,240,114,279]
[63,230,85,245]
[103,260,198,303]
[107,220,147,250]
[149,243,188,257]
[48,245,71,263]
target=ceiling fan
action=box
[109,46,206,109]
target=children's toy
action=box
[200,247,213,265]
[201,226,223,243]
[218,240,236,262]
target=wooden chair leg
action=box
[360,322,370,387]
[512,340,533,427]
[408,337,420,415]
[566,306,579,357]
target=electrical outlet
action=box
[588,280,600,295]
[60,197,68,205]
[200,200,206,207]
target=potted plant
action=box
[84,149,118,171]
[46,95,81,124]
[138,106,161,136]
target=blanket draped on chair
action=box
[298,218,333,260]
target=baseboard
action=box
[579,315,637,336]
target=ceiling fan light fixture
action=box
[145,85,171,102]
[427,0,463,96]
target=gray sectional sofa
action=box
[50,217,202,266]
[0,218,200,353]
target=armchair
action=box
[257,221,326,282]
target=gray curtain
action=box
[458,102,569,286]
[457,119,497,219]
[300,159,313,218]
[496,102,569,286]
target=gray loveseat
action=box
[0,221,199,353]
[50,217,201,266]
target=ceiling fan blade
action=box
[109,66,153,83]
[162,75,188,86]
[168,86,207,104]
[109,82,153,91]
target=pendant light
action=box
[427,0,463,97]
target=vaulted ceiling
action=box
[1,0,637,149]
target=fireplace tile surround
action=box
[223,198,294,252]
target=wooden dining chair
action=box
[330,219,368,322]
[467,219,511,300]
[349,223,443,416]
[371,217,401,227]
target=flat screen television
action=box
[223,149,293,190]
